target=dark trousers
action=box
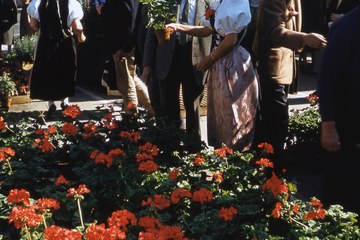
[255,79,290,172]
[160,41,204,138]
[321,120,360,216]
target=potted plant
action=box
[0,72,17,111]
[140,0,178,44]
[13,34,36,70]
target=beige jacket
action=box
[253,0,304,84]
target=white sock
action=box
[62,98,69,105]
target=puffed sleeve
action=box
[67,0,84,27]
[214,0,251,36]
[27,0,41,21]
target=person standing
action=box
[318,4,360,215]
[0,0,17,53]
[166,0,259,151]
[101,0,153,116]
[27,0,86,119]
[252,0,327,172]
[142,0,211,140]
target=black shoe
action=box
[46,104,57,119]
[60,102,69,111]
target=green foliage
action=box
[288,106,321,146]
[14,35,37,63]
[0,72,17,98]
[140,0,178,30]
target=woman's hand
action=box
[321,121,341,152]
[142,66,152,85]
[165,23,179,34]
[196,55,215,72]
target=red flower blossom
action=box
[55,175,69,186]
[107,210,137,232]
[0,147,15,161]
[62,122,78,136]
[257,142,274,154]
[255,158,274,169]
[0,116,7,131]
[262,172,288,197]
[7,189,31,206]
[35,198,61,213]
[157,225,187,240]
[218,206,238,221]
[193,153,205,165]
[171,188,192,204]
[138,160,159,173]
[169,168,180,180]
[213,172,223,182]
[142,194,171,210]
[63,105,81,119]
[204,8,216,20]
[44,225,82,240]
[85,223,126,240]
[66,184,90,198]
[138,216,162,230]
[272,202,283,219]
[8,205,43,229]
[192,188,213,204]
[215,146,233,158]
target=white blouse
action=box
[203,0,251,36]
[27,0,84,27]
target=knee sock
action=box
[62,98,69,106]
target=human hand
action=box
[165,23,179,34]
[330,13,344,22]
[303,33,327,49]
[77,33,86,43]
[196,55,215,72]
[115,49,127,61]
[321,121,341,152]
[142,66,152,85]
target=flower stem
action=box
[6,125,14,133]
[76,198,84,228]
[24,225,32,240]
[42,214,48,228]
[6,158,13,175]
[289,216,309,229]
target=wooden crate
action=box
[11,93,31,104]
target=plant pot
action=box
[155,28,172,44]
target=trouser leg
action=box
[113,51,138,113]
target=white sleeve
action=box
[214,0,251,36]
[67,0,84,27]
[27,0,41,21]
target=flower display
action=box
[0,105,359,239]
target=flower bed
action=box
[0,106,359,239]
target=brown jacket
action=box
[253,0,304,84]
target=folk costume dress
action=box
[204,0,258,151]
[27,0,83,100]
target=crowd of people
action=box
[1,0,359,217]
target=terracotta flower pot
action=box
[155,28,172,45]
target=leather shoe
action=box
[46,104,56,119]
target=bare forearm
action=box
[29,17,39,32]
[166,23,212,37]
[211,33,238,60]
[71,19,86,43]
